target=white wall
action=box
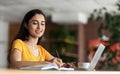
[0,20,9,68]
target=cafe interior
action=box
[0,0,119,73]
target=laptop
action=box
[78,43,105,71]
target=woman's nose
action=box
[37,24,41,29]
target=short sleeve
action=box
[12,39,23,52]
[38,45,53,60]
[44,49,53,60]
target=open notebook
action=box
[20,63,74,71]
[81,43,105,71]
[40,63,74,70]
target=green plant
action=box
[88,1,120,71]
[49,25,76,62]
[89,3,120,44]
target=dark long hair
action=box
[16,9,46,42]
[8,9,46,67]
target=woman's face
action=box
[26,14,45,38]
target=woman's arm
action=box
[10,49,51,69]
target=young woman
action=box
[8,9,63,69]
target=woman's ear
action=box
[24,24,28,29]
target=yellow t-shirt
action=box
[11,39,52,61]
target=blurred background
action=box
[0,0,119,71]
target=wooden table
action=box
[0,69,119,74]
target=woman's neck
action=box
[26,36,38,46]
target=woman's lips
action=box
[35,30,42,34]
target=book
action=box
[20,64,47,70]
[41,63,74,71]
[20,63,74,71]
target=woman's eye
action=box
[41,21,45,25]
[33,22,38,25]
[41,23,45,25]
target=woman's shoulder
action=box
[37,45,43,48]
[13,39,24,44]
[37,45,46,50]
[11,39,25,51]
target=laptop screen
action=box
[88,43,105,71]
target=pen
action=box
[55,50,60,58]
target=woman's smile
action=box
[35,30,42,34]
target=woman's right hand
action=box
[51,57,63,67]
